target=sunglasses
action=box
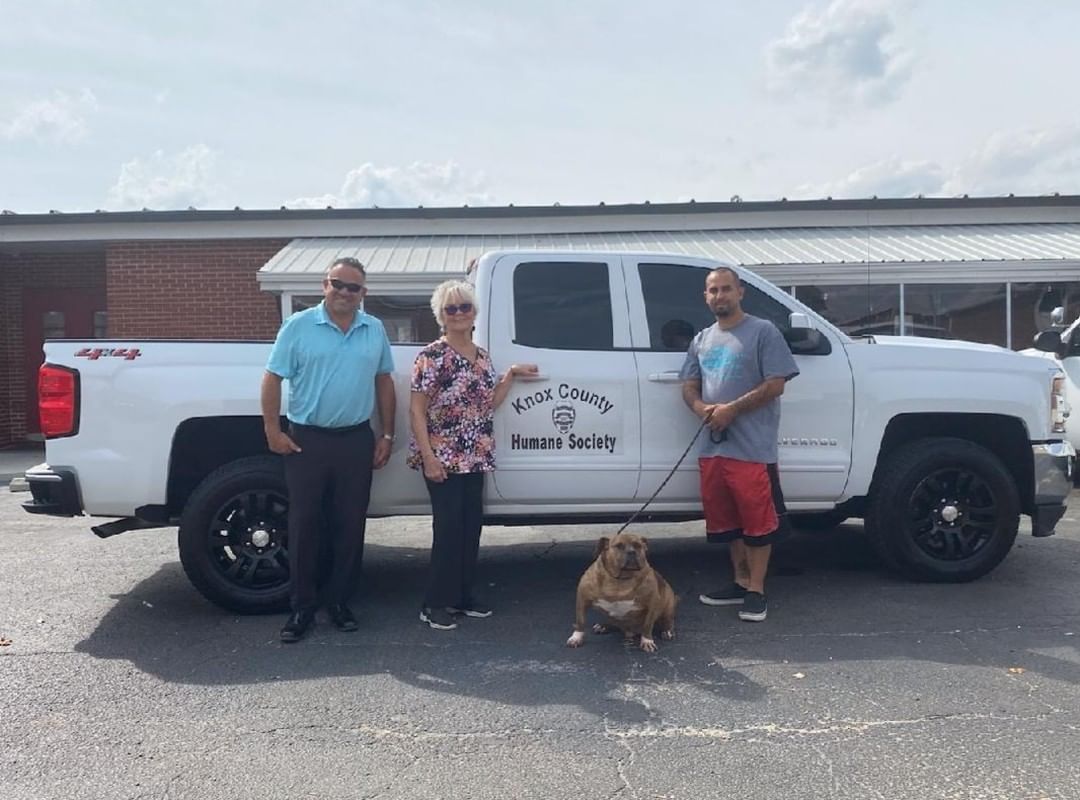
[328,278,365,293]
[444,303,474,316]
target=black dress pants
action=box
[284,422,374,613]
[423,472,485,609]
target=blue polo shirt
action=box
[266,302,394,428]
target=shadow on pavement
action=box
[73,523,1080,721]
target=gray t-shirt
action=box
[680,314,800,463]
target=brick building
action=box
[3,196,1080,448]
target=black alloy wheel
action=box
[179,456,292,613]
[866,437,1019,582]
[206,489,290,592]
[905,467,997,561]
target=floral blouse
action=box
[408,340,498,474]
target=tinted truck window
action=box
[513,261,613,350]
[638,262,827,354]
[639,263,789,346]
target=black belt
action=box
[290,420,370,436]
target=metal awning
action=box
[257,223,1080,290]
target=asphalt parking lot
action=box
[3,487,1080,800]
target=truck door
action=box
[625,258,854,507]
[486,254,641,505]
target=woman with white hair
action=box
[408,279,537,631]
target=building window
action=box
[796,284,901,337]
[513,261,613,350]
[364,296,439,343]
[1010,282,1080,350]
[93,311,108,339]
[42,311,65,339]
[903,283,1006,346]
[289,294,437,343]
[290,295,323,314]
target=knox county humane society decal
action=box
[507,381,622,454]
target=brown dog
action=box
[565,533,677,653]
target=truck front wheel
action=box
[865,438,1020,582]
[178,456,291,613]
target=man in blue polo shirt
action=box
[261,256,396,643]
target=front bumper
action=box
[1030,441,1074,537]
[21,463,83,517]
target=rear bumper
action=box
[1030,441,1074,537]
[21,463,83,517]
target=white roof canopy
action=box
[256,223,1080,291]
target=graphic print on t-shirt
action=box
[700,341,744,381]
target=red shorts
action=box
[699,456,788,547]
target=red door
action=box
[23,289,106,434]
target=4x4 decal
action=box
[74,347,142,361]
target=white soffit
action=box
[257,223,1080,286]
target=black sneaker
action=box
[738,591,768,622]
[419,607,458,630]
[699,583,748,606]
[326,603,358,632]
[448,601,493,619]
[280,610,315,643]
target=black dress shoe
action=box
[326,604,358,632]
[280,610,315,643]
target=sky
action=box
[2,0,1079,213]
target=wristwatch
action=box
[381,433,395,442]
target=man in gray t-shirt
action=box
[681,267,799,623]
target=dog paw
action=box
[639,636,658,653]
[661,629,675,640]
[592,623,614,635]
[566,630,586,648]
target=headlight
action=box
[1051,373,1069,434]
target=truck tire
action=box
[865,437,1019,582]
[788,510,849,531]
[178,455,291,614]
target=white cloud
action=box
[795,125,1080,199]
[286,161,495,209]
[1,89,99,143]
[795,156,944,199]
[106,144,220,210]
[942,126,1080,196]
[766,0,912,107]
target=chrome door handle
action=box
[647,371,683,383]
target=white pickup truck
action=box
[23,250,1074,613]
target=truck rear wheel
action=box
[865,437,1019,582]
[178,456,291,613]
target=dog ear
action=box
[640,536,649,555]
[592,537,610,561]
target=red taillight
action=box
[38,364,79,438]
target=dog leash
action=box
[614,418,711,536]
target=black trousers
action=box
[424,472,485,609]
[284,422,374,613]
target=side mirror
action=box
[1051,306,1066,327]
[786,308,825,349]
[1033,329,1067,358]
[789,312,814,330]
[783,312,816,344]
